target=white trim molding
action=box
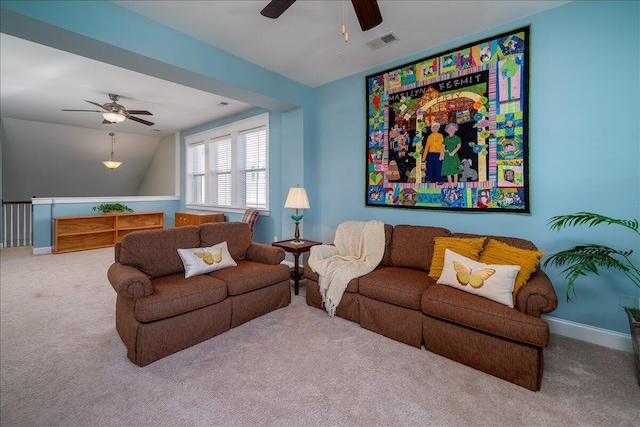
[32,246,52,255]
[32,196,179,205]
[543,315,633,353]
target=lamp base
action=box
[290,240,306,245]
[293,220,301,242]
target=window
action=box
[185,113,268,212]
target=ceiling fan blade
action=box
[260,0,296,19]
[85,100,106,109]
[62,109,102,112]
[127,115,155,126]
[126,110,153,115]
[351,0,383,31]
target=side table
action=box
[272,239,322,295]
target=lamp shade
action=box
[102,160,122,169]
[103,132,122,170]
[284,187,310,209]
[103,112,126,123]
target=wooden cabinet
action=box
[175,211,225,227]
[53,212,164,253]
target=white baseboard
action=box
[32,246,52,255]
[543,315,633,353]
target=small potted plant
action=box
[543,212,639,385]
[92,203,134,215]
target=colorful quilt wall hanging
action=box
[366,27,530,213]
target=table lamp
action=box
[284,186,310,244]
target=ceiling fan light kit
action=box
[103,111,126,123]
[62,93,154,127]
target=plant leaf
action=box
[547,212,639,235]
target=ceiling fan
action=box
[260,0,383,31]
[62,93,155,126]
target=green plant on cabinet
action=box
[92,203,134,214]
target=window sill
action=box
[185,204,270,216]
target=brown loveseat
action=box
[303,224,558,391]
[108,222,290,366]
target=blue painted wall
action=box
[310,0,640,334]
[2,1,638,334]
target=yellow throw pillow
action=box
[429,236,486,280]
[478,239,544,300]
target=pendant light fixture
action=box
[102,132,122,170]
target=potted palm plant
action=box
[543,212,639,385]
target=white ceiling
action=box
[0,0,570,137]
[114,1,569,87]
[0,33,255,137]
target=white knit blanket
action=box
[308,220,385,317]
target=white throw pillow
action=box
[437,249,520,307]
[178,241,237,278]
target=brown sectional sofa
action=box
[108,222,290,366]
[303,224,558,391]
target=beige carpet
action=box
[1,246,639,426]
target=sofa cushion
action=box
[119,226,201,279]
[386,225,451,271]
[421,284,549,347]
[359,266,434,310]
[178,242,237,278]
[428,236,486,280]
[200,222,252,261]
[478,239,544,300]
[437,249,520,307]
[135,273,227,323]
[209,260,290,296]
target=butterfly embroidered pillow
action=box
[437,249,521,307]
[178,241,237,278]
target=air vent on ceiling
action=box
[217,101,230,107]
[365,32,399,50]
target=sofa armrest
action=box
[246,243,285,265]
[515,270,558,317]
[107,262,153,300]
